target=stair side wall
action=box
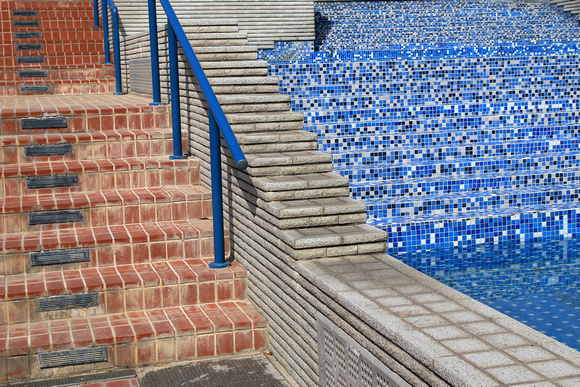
[115,0,315,49]
[119,22,445,386]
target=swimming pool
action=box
[391,237,580,351]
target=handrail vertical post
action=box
[148,0,162,105]
[208,110,230,269]
[93,0,100,28]
[102,0,111,64]
[111,6,123,94]
[168,23,186,160]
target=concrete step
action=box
[249,172,350,202]
[237,130,318,153]
[0,185,212,233]
[245,150,333,177]
[0,95,170,135]
[260,197,367,229]
[228,111,305,133]
[217,94,291,113]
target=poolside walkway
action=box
[300,253,580,386]
[5,354,295,387]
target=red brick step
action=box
[0,95,170,134]
[0,219,229,276]
[0,185,212,233]
[0,129,179,164]
[0,300,266,383]
[0,156,198,197]
[0,259,247,323]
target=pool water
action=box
[392,237,580,351]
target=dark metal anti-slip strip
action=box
[18,70,47,77]
[16,43,43,50]
[14,31,42,39]
[20,85,50,93]
[25,144,72,157]
[14,20,39,27]
[8,369,135,387]
[39,347,108,369]
[17,56,45,64]
[29,210,83,225]
[31,249,90,266]
[12,10,38,16]
[21,117,67,129]
[27,175,79,189]
[37,293,99,312]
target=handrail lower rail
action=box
[101,0,123,95]
[150,0,248,268]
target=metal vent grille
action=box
[39,347,108,369]
[317,313,411,387]
[129,58,153,96]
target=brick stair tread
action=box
[0,301,266,357]
[0,94,167,118]
[0,259,245,301]
[0,185,211,214]
[0,157,196,178]
[1,219,214,253]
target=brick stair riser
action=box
[350,169,580,201]
[383,207,580,254]
[0,162,198,198]
[368,187,580,218]
[0,110,170,135]
[0,195,212,234]
[0,81,117,96]
[0,302,266,383]
[1,67,115,82]
[11,31,103,44]
[4,55,107,70]
[337,153,580,182]
[13,19,96,32]
[10,42,104,56]
[0,131,180,164]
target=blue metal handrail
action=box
[101,0,123,94]
[92,0,100,28]
[149,0,248,269]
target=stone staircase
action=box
[0,2,267,384]
[115,0,315,49]
[158,20,388,261]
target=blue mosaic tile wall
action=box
[263,0,580,256]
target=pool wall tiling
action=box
[264,0,580,255]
